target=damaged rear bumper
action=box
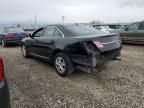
[72,48,121,73]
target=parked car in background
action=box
[94,25,113,33]
[21,24,122,76]
[108,23,128,30]
[23,28,35,35]
[92,23,129,34]
[0,56,10,108]
[119,21,144,44]
[0,27,27,47]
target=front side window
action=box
[127,23,140,31]
[33,28,44,37]
[43,26,55,37]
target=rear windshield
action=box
[5,28,24,33]
[64,25,104,36]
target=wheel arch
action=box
[21,40,30,47]
[52,49,64,59]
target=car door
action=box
[28,28,45,56]
[36,26,56,59]
[31,26,58,60]
[45,27,64,59]
[138,22,144,42]
[38,26,64,59]
[120,22,141,41]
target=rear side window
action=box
[53,28,63,37]
[43,26,55,37]
[127,23,140,31]
[139,23,144,30]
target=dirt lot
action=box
[0,44,144,108]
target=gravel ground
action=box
[0,44,144,108]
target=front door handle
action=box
[47,40,53,45]
[36,39,53,45]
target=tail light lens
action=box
[92,40,105,48]
[0,58,4,81]
[6,33,14,38]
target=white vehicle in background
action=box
[94,25,113,33]
[92,23,129,33]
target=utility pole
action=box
[62,16,65,24]
[34,14,37,27]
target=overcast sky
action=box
[0,0,144,24]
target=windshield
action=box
[6,28,24,33]
[64,25,104,36]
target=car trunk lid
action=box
[92,34,121,52]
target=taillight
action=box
[0,58,4,81]
[6,33,14,38]
[92,40,105,48]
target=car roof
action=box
[40,24,88,36]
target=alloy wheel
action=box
[2,40,5,47]
[55,56,66,74]
[22,45,26,57]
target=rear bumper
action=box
[0,80,10,108]
[100,48,121,62]
[72,48,121,72]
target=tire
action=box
[54,53,75,77]
[1,39,7,47]
[21,44,29,58]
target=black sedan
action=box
[21,24,122,76]
[0,27,27,47]
[0,56,10,108]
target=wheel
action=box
[21,44,29,58]
[54,53,75,76]
[1,39,7,47]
